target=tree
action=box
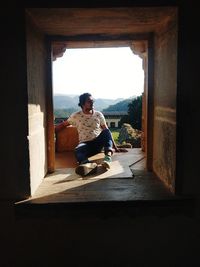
[128,95,142,130]
[118,115,130,128]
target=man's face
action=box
[84,96,95,110]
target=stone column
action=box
[130,41,147,152]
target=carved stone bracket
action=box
[52,42,68,61]
[130,41,147,58]
[130,41,147,70]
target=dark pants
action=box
[75,128,113,164]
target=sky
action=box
[52,47,144,100]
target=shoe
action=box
[102,155,112,169]
[75,162,98,177]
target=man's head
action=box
[78,93,94,111]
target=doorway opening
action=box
[52,45,147,178]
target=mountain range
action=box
[53,94,125,111]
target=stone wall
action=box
[153,13,177,192]
[26,15,48,195]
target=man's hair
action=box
[78,93,92,108]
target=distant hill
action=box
[53,94,124,111]
[53,94,79,109]
[102,97,136,112]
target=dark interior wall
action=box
[176,2,200,195]
[153,15,177,192]
[1,2,200,267]
[0,8,30,267]
[0,9,30,200]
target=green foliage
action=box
[110,129,120,144]
[118,95,142,129]
[128,95,142,130]
[118,115,130,128]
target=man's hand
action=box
[115,147,128,153]
[55,120,69,133]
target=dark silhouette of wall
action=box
[1,1,200,266]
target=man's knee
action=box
[75,143,86,152]
[101,128,112,139]
[75,143,89,164]
[75,143,87,158]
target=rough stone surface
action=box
[118,123,141,148]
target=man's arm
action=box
[55,119,70,133]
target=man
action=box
[55,93,127,177]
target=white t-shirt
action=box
[67,110,106,143]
